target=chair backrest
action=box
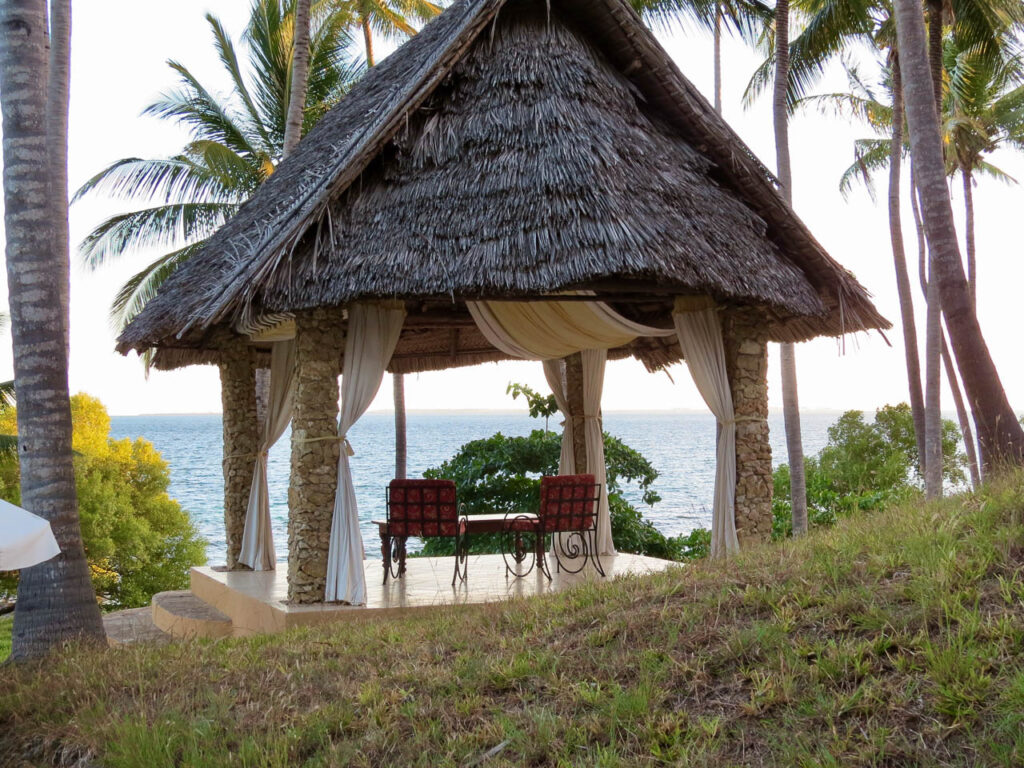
[386,479,459,537]
[538,474,599,533]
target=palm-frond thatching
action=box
[118,0,889,372]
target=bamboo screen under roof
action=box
[118,0,889,372]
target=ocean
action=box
[109,411,839,565]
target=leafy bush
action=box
[0,394,206,609]
[772,403,966,539]
[418,389,693,560]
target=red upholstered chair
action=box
[384,479,467,586]
[537,474,605,579]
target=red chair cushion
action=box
[539,474,597,532]
[387,479,460,537]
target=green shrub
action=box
[418,389,689,560]
[0,394,206,610]
[772,403,966,539]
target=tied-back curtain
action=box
[672,297,739,557]
[326,302,406,604]
[239,340,296,570]
[581,350,615,555]
[468,299,674,360]
[542,354,614,555]
[542,359,575,474]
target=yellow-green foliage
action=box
[0,394,205,610]
[2,475,1023,766]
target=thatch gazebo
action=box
[118,0,888,606]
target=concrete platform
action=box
[191,552,676,637]
[104,607,172,647]
[152,590,233,640]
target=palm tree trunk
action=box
[394,374,407,479]
[47,0,71,358]
[1,0,105,659]
[773,0,808,536]
[713,3,723,114]
[913,165,981,487]
[927,0,943,111]
[962,169,976,305]
[362,16,375,67]
[923,244,943,499]
[283,0,312,156]
[941,331,981,488]
[888,57,927,472]
[893,0,1024,470]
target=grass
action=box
[2,476,1023,767]
[0,615,10,660]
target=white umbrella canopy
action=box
[0,498,60,570]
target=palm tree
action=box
[342,0,441,66]
[334,0,441,480]
[75,0,362,333]
[770,0,811,536]
[635,0,772,112]
[48,0,72,357]
[893,0,1024,470]
[802,58,994,488]
[1,0,105,659]
[942,36,1024,302]
[754,0,1024,480]
[284,0,314,156]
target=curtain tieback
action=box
[294,434,353,455]
[222,451,260,463]
[720,416,763,426]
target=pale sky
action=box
[0,1,1021,416]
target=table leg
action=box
[380,528,391,584]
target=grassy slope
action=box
[1,479,1023,767]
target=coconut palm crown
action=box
[74,0,363,333]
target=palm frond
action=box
[838,137,893,199]
[72,156,239,207]
[144,61,262,159]
[207,12,274,155]
[79,203,238,270]
[110,244,203,332]
[0,379,15,409]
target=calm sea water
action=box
[109,411,838,565]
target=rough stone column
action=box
[723,309,773,544]
[288,307,344,603]
[564,352,588,472]
[219,342,259,569]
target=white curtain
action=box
[582,349,615,555]
[467,299,673,360]
[541,354,614,556]
[672,297,739,557]
[542,359,575,475]
[239,340,296,571]
[326,302,406,604]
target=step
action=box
[104,607,172,647]
[151,590,233,640]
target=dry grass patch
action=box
[2,476,1024,766]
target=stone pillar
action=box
[723,309,773,545]
[288,307,344,603]
[219,342,259,569]
[564,352,587,472]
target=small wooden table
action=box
[373,512,544,581]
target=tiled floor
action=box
[190,551,677,636]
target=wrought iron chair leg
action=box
[382,531,391,585]
[588,529,606,577]
[452,521,468,586]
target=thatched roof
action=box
[118,0,888,371]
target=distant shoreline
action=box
[109,408,853,418]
